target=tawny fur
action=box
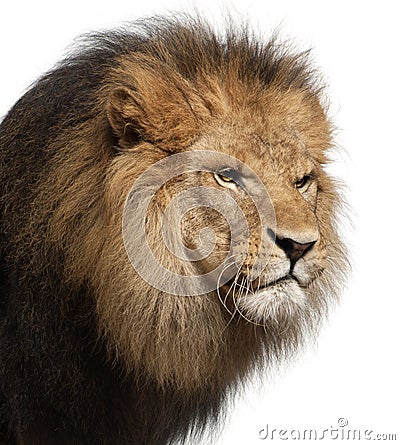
[0,16,348,445]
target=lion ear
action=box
[106,87,142,143]
[106,63,211,149]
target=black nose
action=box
[275,236,316,266]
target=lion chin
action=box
[238,278,307,324]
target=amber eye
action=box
[295,175,313,190]
[217,173,232,182]
[214,169,238,190]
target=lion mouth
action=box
[234,273,300,292]
[221,272,295,294]
[254,274,297,290]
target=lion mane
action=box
[0,16,347,445]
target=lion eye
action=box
[295,175,313,190]
[214,170,238,190]
[217,173,233,182]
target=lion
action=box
[0,16,347,445]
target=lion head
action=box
[39,19,347,392]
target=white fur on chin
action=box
[238,279,306,324]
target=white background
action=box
[1,1,399,444]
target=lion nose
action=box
[275,236,316,265]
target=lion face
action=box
[178,119,329,326]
